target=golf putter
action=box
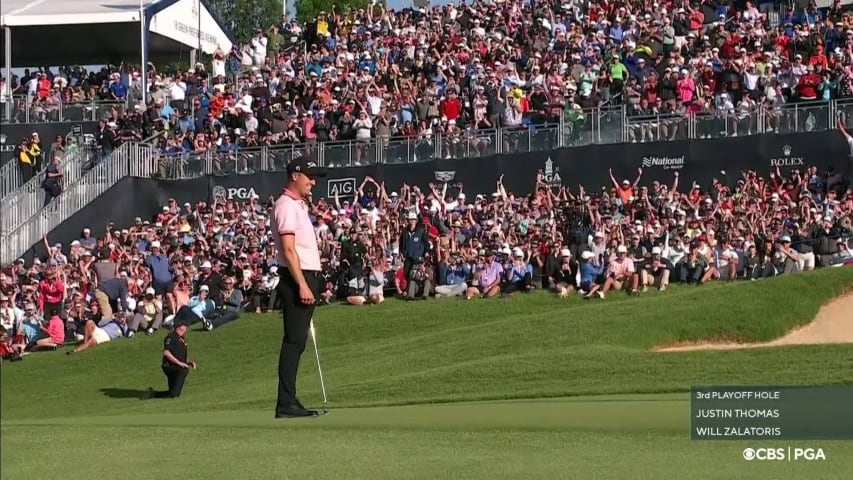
[309,319,329,415]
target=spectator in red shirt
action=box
[38,265,65,318]
[797,66,821,101]
[440,91,462,121]
[394,266,407,296]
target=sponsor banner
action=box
[25,131,851,261]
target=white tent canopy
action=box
[1,0,234,67]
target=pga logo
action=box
[742,447,826,461]
[211,185,258,200]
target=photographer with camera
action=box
[406,256,434,301]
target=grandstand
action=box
[0,0,851,265]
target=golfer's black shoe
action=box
[275,405,319,418]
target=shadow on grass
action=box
[100,388,150,400]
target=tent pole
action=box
[140,3,147,107]
[4,27,11,122]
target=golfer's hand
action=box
[189,361,197,370]
[299,283,315,305]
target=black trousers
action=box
[209,310,240,329]
[276,269,320,411]
[154,365,189,398]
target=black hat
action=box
[286,158,327,178]
[172,306,196,328]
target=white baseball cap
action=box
[581,251,595,260]
[616,245,628,253]
[560,248,572,257]
[145,287,156,295]
[150,241,161,249]
[201,260,212,269]
[407,212,418,220]
[652,246,662,255]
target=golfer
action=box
[149,306,197,399]
[273,158,326,418]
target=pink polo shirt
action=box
[273,189,322,271]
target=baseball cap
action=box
[780,235,792,243]
[581,251,595,260]
[407,212,418,220]
[145,287,156,295]
[652,246,662,255]
[150,241,161,249]
[616,245,628,253]
[200,285,210,292]
[560,248,572,257]
[201,261,212,269]
[286,158,327,178]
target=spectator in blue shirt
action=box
[502,248,533,296]
[109,80,127,100]
[144,241,174,298]
[580,251,606,298]
[436,252,471,298]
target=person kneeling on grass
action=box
[66,313,129,355]
[149,307,196,399]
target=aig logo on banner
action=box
[327,178,357,198]
[769,144,805,167]
[212,186,259,201]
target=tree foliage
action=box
[209,0,282,43]
[294,0,384,23]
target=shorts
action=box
[152,280,171,296]
[92,327,111,345]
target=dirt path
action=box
[655,293,853,352]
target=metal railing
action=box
[1,95,128,123]
[0,144,98,234]
[622,100,838,143]
[143,125,563,179]
[0,143,157,263]
[0,137,97,199]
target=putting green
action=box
[4,270,853,479]
[4,395,852,479]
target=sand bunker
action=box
[655,293,853,352]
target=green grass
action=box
[3,268,853,479]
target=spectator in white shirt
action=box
[251,30,268,66]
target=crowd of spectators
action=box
[2,136,852,361]
[4,0,853,171]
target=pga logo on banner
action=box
[211,185,259,201]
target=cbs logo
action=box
[743,447,826,461]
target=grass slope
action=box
[2,268,853,479]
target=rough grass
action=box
[2,268,853,479]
